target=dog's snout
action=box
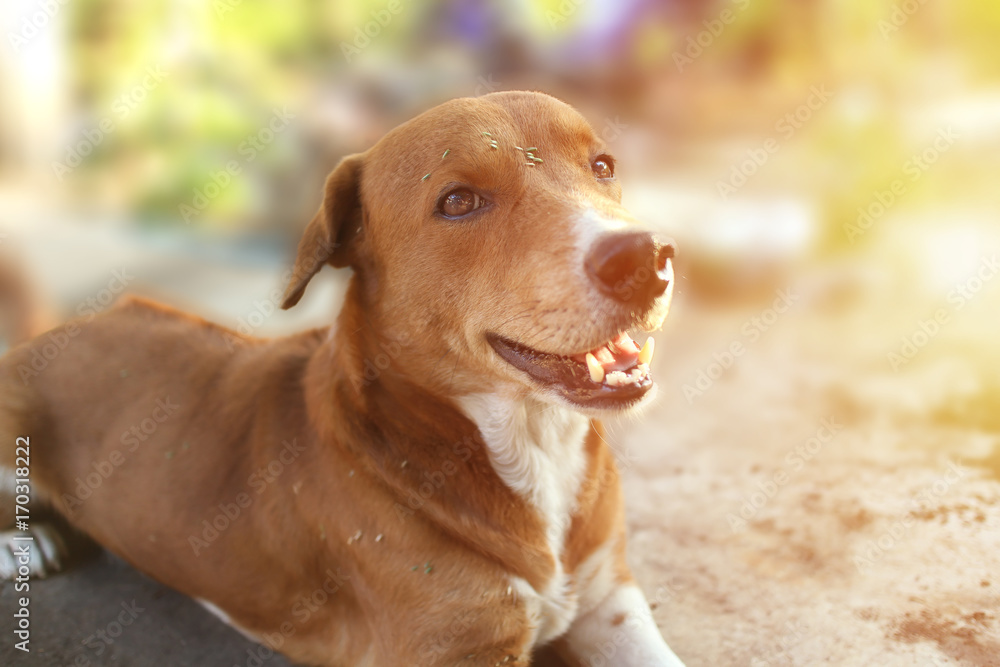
[586,232,676,307]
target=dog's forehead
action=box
[366,93,600,172]
[476,91,598,138]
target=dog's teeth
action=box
[638,337,654,365]
[586,353,604,383]
[606,370,628,387]
[613,332,637,353]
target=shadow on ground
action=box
[0,551,293,667]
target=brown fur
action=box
[0,92,667,666]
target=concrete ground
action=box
[622,294,1000,667]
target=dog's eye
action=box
[592,156,615,180]
[439,188,484,218]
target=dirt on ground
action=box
[618,273,1000,667]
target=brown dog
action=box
[0,91,684,666]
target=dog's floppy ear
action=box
[281,153,364,309]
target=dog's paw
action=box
[0,522,70,579]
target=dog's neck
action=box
[304,284,573,588]
[457,392,590,548]
[305,280,594,589]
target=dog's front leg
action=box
[559,584,686,667]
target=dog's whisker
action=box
[493,303,542,330]
[431,346,453,372]
[448,349,462,393]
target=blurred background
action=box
[1,0,998,338]
[1,1,999,665]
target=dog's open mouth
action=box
[488,331,655,409]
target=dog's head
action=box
[283,91,675,413]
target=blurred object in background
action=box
[0,0,996,355]
[0,254,35,352]
[0,246,56,354]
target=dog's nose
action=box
[586,231,676,306]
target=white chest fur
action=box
[458,393,590,645]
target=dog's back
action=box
[0,294,319,497]
[0,295,326,583]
